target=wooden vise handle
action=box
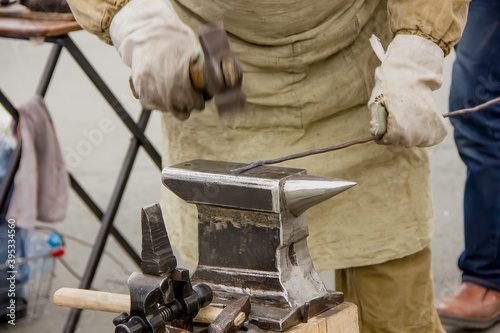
[53,287,222,324]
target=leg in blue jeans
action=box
[449,0,500,290]
[437,0,500,328]
[0,140,29,322]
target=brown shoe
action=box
[436,282,500,329]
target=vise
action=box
[162,160,356,331]
[113,203,213,333]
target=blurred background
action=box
[0,28,492,332]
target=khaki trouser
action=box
[336,246,444,333]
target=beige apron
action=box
[160,0,434,271]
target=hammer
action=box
[53,288,251,332]
[189,22,247,118]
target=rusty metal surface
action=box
[162,160,354,331]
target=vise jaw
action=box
[162,160,355,331]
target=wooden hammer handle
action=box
[53,288,222,324]
[189,60,206,91]
[189,55,242,93]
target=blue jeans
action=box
[0,141,28,302]
[449,0,500,290]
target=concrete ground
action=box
[0,31,497,332]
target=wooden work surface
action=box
[265,302,359,333]
[0,16,81,38]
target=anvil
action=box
[162,160,355,331]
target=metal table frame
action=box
[0,33,162,332]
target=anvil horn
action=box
[283,175,356,216]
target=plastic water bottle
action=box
[26,231,63,282]
[26,231,62,258]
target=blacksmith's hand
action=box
[110,0,204,120]
[368,35,447,148]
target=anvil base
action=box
[205,293,344,331]
[193,266,343,331]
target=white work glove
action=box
[368,35,447,148]
[110,0,204,119]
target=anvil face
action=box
[161,160,302,213]
[162,160,355,331]
[162,160,355,215]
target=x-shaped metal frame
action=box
[0,33,162,332]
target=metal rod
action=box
[233,96,500,173]
[58,35,161,169]
[37,44,63,97]
[0,88,19,123]
[69,175,141,265]
[0,145,21,210]
[442,95,500,118]
[231,135,382,173]
[69,174,104,220]
[63,110,152,333]
[0,90,20,209]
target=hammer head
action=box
[190,23,248,118]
